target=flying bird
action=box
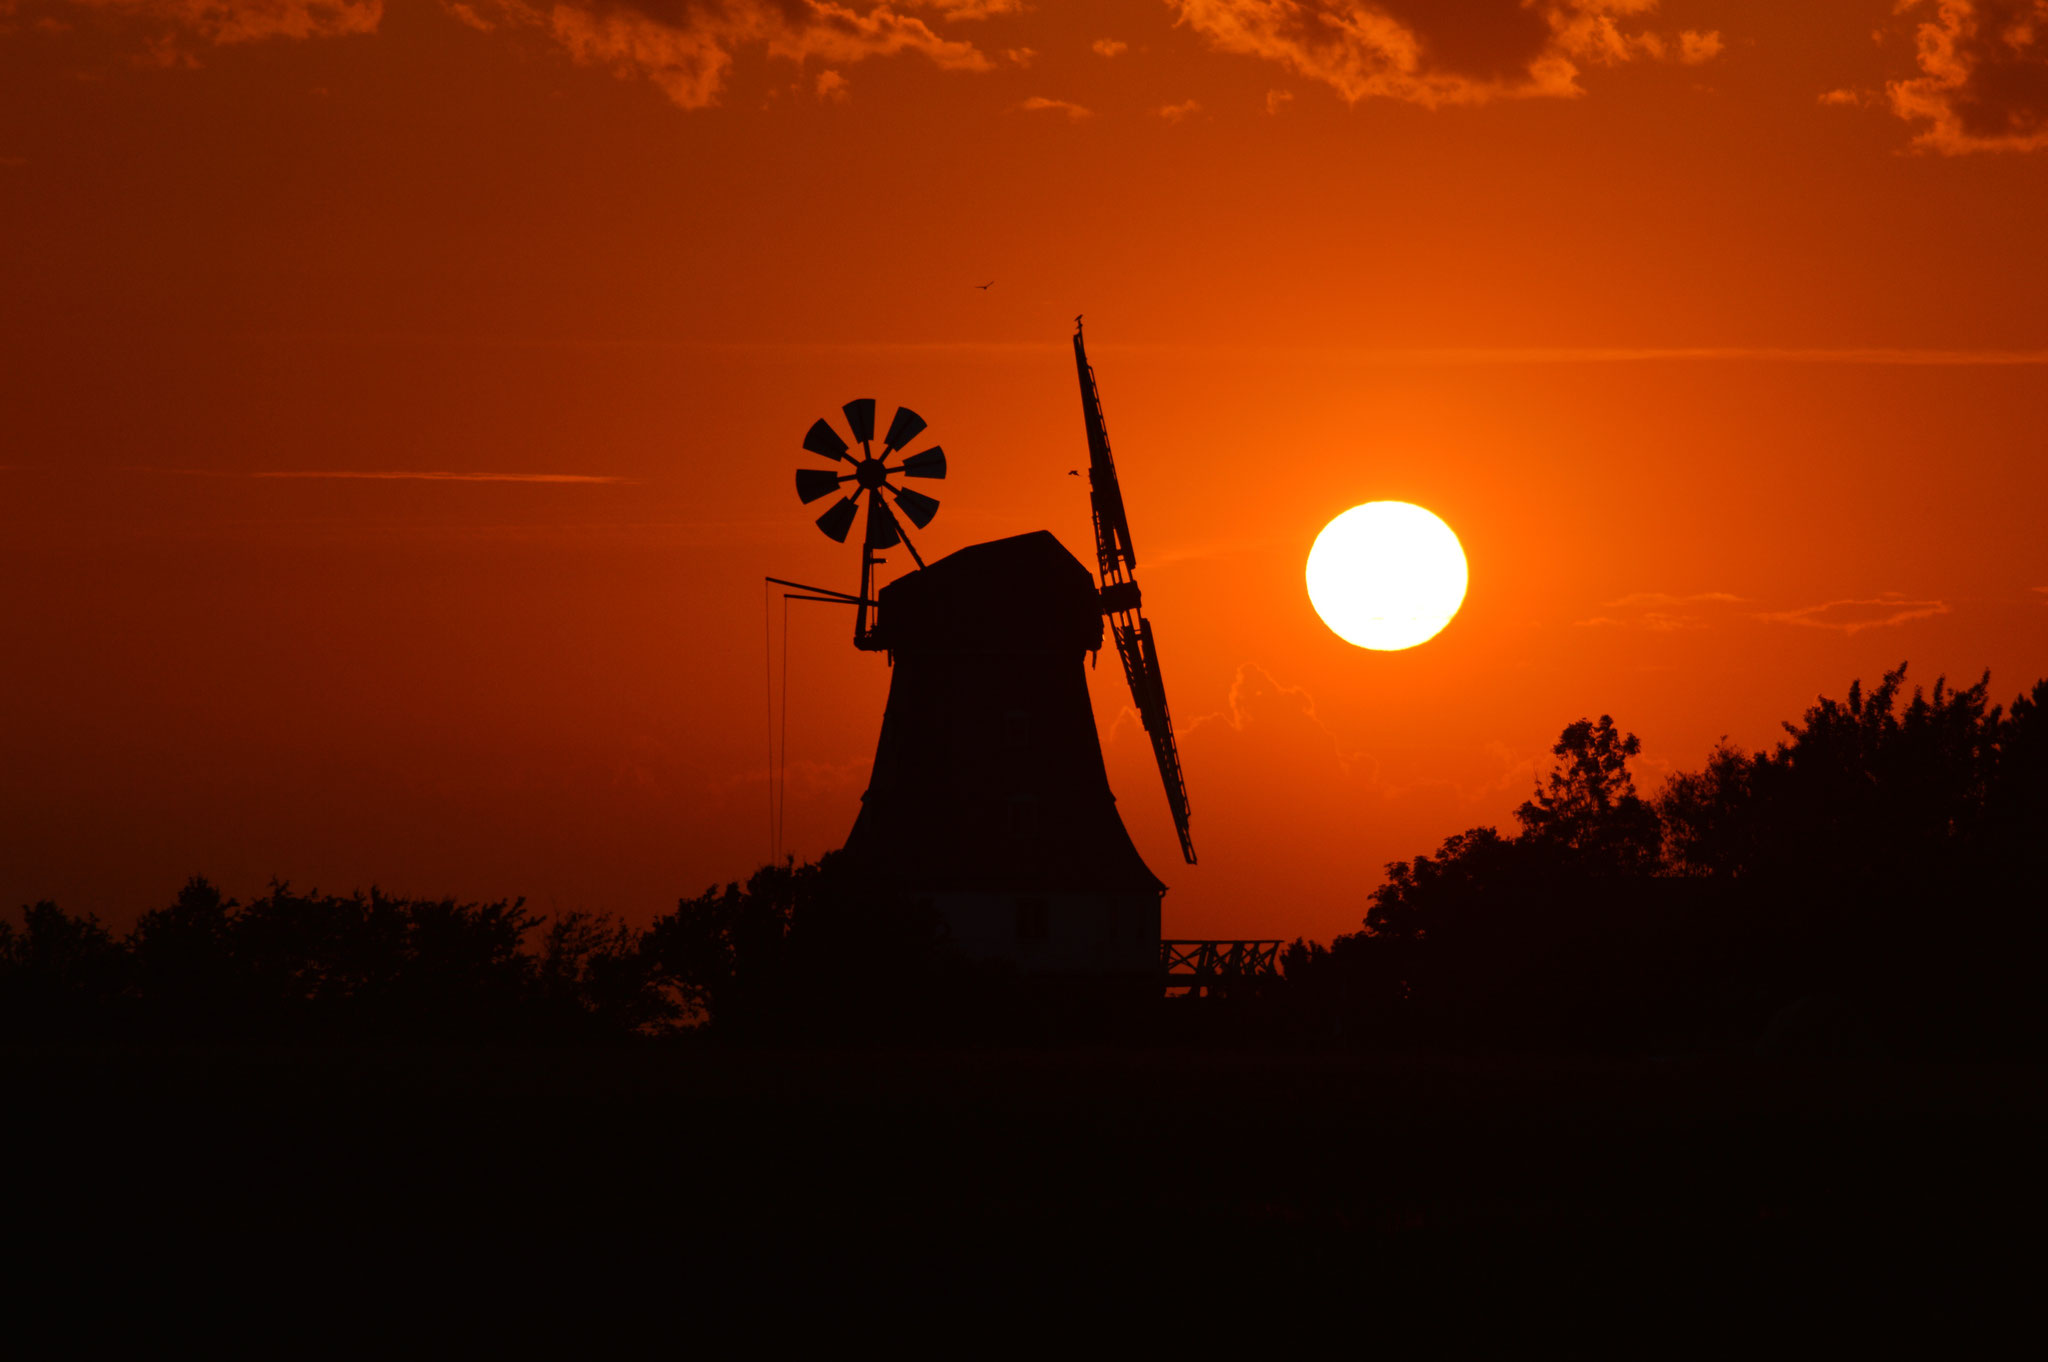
[1067,470,1080,476]
[975,281,994,290]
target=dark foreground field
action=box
[8,1042,2043,1328]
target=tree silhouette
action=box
[0,900,127,1039]
[1516,715,1661,874]
[1280,665,2048,1056]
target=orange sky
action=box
[4,1,2046,941]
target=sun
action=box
[1305,502,1468,651]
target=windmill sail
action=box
[1073,321,1195,865]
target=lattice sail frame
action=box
[1073,321,1196,864]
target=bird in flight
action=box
[975,281,994,290]
[1067,470,1080,477]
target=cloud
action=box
[1019,93,1091,118]
[1578,589,1954,637]
[1889,0,2048,153]
[1265,87,1293,112]
[1180,662,1368,774]
[445,1,494,31]
[256,469,633,482]
[1819,86,1871,107]
[1753,594,1952,635]
[64,0,383,46]
[1159,96,1200,120]
[145,466,632,482]
[1573,590,1743,632]
[526,1,990,110]
[1002,43,1032,64]
[1604,591,1744,607]
[1302,345,2048,364]
[48,1,996,106]
[1165,0,1720,107]
[1091,36,1125,56]
[815,65,848,98]
[900,0,1017,16]
[1676,27,1718,63]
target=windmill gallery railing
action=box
[1160,940,1284,998]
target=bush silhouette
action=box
[6,879,678,1044]
[1282,665,2048,1056]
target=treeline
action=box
[1282,665,2048,1057]
[1,883,676,1043]
[6,664,2044,1053]
[0,861,972,1045]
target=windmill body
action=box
[779,325,1191,981]
[838,531,1163,976]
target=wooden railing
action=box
[1160,940,1283,997]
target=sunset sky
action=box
[4,0,2046,941]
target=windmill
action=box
[1073,319,1196,864]
[769,334,1195,984]
[789,398,947,648]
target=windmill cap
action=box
[873,531,1105,655]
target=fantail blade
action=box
[892,486,940,528]
[815,497,859,542]
[802,418,849,462]
[796,468,842,504]
[882,406,927,454]
[842,399,876,446]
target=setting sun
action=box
[1305,502,1469,651]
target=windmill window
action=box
[1015,897,1049,945]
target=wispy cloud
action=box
[141,0,382,42]
[140,466,631,483]
[41,0,999,108]
[257,469,632,483]
[1578,590,1955,636]
[1754,594,1951,635]
[447,339,2048,367]
[1159,97,1201,121]
[1363,346,2048,366]
[903,0,1023,17]
[1177,662,1373,775]
[1091,37,1126,57]
[54,0,382,61]
[1574,591,1744,632]
[1605,591,1744,608]
[445,2,494,33]
[1019,94,1092,119]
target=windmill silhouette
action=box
[769,323,1199,981]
